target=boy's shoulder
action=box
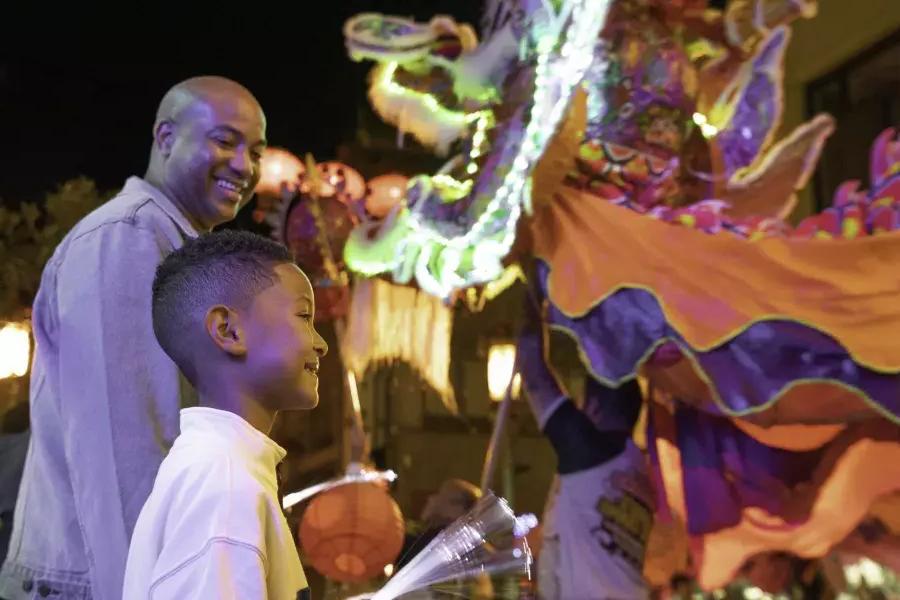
[162,440,269,498]
[150,443,275,546]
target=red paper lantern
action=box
[299,482,405,583]
[257,148,305,196]
[365,173,408,218]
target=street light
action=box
[0,321,31,380]
[487,343,516,402]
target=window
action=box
[807,30,900,211]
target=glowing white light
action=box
[513,513,538,536]
[701,123,719,138]
[487,344,516,402]
[844,558,887,588]
[0,322,30,379]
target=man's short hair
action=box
[152,230,293,383]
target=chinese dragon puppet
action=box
[341,0,900,590]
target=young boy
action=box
[517,287,654,600]
[122,230,327,599]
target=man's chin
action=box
[205,193,244,222]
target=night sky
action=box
[0,1,482,205]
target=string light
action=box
[345,0,612,299]
[375,62,486,129]
[692,112,720,139]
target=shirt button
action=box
[22,579,33,592]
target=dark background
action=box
[0,1,484,204]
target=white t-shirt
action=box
[541,442,653,600]
[123,407,309,599]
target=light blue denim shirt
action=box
[0,178,199,600]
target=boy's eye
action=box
[297,313,313,322]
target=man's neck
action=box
[142,171,209,233]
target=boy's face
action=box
[242,263,327,410]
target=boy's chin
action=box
[280,391,319,411]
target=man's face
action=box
[163,93,266,230]
[242,264,327,410]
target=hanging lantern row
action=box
[256,147,409,221]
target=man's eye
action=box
[213,136,235,147]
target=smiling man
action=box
[145,77,266,231]
[0,76,267,600]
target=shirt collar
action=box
[122,176,200,237]
[179,407,286,476]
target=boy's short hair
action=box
[152,230,294,383]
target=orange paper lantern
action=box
[365,173,408,218]
[257,148,305,196]
[299,482,405,583]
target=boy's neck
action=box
[196,386,278,436]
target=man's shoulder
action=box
[64,178,188,245]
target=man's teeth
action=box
[216,180,244,192]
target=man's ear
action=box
[153,120,177,158]
[205,305,247,357]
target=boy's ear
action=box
[205,305,247,357]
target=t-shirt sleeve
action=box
[149,537,268,600]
